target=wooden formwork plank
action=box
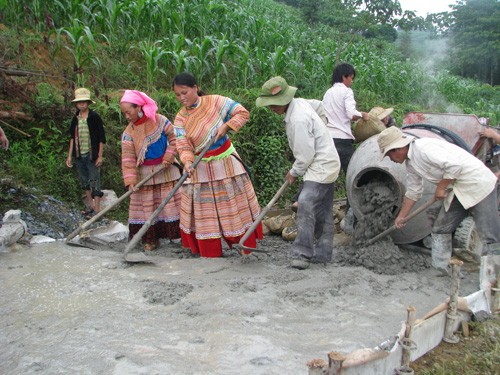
[340,348,402,375]
[410,310,446,361]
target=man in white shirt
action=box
[256,76,341,269]
[378,126,500,275]
[323,63,369,232]
[323,63,368,176]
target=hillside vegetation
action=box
[0,0,499,212]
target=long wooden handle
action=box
[65,166,167,243]
[366,197,438,245]
[237,180,290,247]
[123,137,216,255]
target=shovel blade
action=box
[123,252,156,264]
[234,243,270,254]
[66,240,96,250]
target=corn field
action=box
[1,0,498,205]
[1,0,428,103]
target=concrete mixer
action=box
[346,112,497,253]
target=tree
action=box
[363,24,398,42]
[281,0,425,63]
[448,0,500,85]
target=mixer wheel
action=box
[453,216,482,257]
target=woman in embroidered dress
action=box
[120,90,181,251]
[172,72,262,257]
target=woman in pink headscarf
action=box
[120,90,181,251]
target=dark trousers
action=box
[75,153,102,196]
[292,138,353,203]
[432,189,500,253]
[333,138,354,175]
[333,138,354,211]
[292,181,335,262]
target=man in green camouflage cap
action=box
[257,76,341,269]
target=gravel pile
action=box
[0,181,100,239]
[333,238,431,275]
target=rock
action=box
[472,310,493,322]
[0,209,28,249]
[30,235,56,244]
[282,225,297,242]
[80,220,128,244]
[264,214,295,234]
[99,190,119,211]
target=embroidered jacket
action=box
[121,114,179,187]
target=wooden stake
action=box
[327,351,346,375]
[307,358,327,375]
[399,306,416,373]
[443,259,463,344]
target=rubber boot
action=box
[340,208,354,235]
[431,233,453,275]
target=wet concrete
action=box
[0,234,480,374]
[353,180,398,245]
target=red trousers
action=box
[181,223,263,257]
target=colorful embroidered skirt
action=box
[179,173,262,257]
[128,181,181,244]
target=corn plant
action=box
[55,19,98,86]
[235,42,256,89]
[132,40,167,92]
[90,0,126,37]
[212,35,233,88]
[187,36,216,84]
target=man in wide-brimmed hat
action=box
[257,76,341,269]
[353,106,396,143]
[378,126,500,275]
[370,106,395,128]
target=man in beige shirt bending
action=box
[378,126,500,275]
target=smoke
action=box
[397,30,462,112]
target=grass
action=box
[412,316,500,374]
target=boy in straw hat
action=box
[66,88,106,217]
[256,76,341,269]
[378,126,500,275]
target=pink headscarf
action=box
[120,90,158,120]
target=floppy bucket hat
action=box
[72,88,95,104]
[255,76,297,107]
[378,126,414,160]
[370,106,393,120]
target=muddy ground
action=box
[0,227,481,374]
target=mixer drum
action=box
[346,125,472,244]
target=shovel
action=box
[123,137,215,263]
[234,179,290,253]
[365,197,438,245]
[65,166,167,245]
